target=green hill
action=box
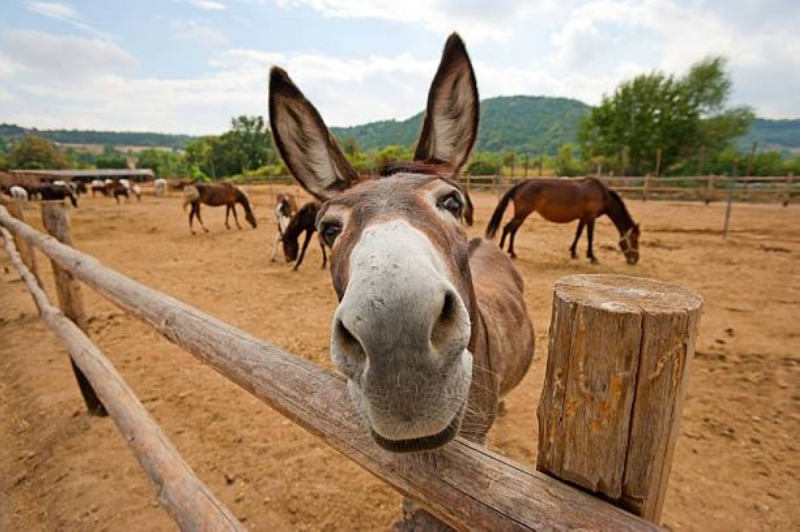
[331,95,591,156]
[735,118,800,153]
[0,123,193,149]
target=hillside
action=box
[0,123,193,150]
[331,95,591,155]
[735,118,800,153]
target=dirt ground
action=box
[1,184,798,531]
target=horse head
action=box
[619,224,641,264]
[270,33,480,452]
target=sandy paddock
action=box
[1,184,798,531]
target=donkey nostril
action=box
[333,318,366,370]
[431,291,466,360]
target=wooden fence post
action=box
[785,173,794,207]
[705,175,715,205]
[2,199,43,287]
[642,174,651,202]
[41,201,107,417]
[537,275,703,523]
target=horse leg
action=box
[570,220,586,259]
[189,205,196,234]
[319,236,327,270]
[196,204,209,233]
[293,230,313,271]
[270,232,281,262]
[506,218,526,259]
[499,225,510,250]
[231,205,242,229]
[586,219,599,264]
[225,206,231,229]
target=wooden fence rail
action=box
[0,203,668,531]
[0,224,245,532]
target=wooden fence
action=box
[462,174,797,205]
[0,199,704,531]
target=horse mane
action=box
[603,184,636,234]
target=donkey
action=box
[271,192,298,262]
[270,33,534,457]
[182,182,257,234]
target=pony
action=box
[182,182,257,234]
[113,187,130,204]
[281,201,327,271]
[38,184,78,207]
[486,178,641,264]
[9,185,28,202]
[271,192,298,262]
[270,33,533,459]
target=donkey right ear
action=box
[269,67,359,201]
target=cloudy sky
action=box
[0,0,797,134]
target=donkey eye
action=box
[320,222,342,246]
[438,193,463,217]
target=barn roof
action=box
[10,169,155,178]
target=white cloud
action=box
[274,0,555,42]
[0,30,137,81]
[188,0,228,10]
[24,1,115,39]
[171,19,230,47]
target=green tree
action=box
[555,144,585,176]
[9,134,72,169]
[579,57,753,175]
[96,155,129,169]
[136,148,187,177]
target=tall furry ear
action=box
[269,67,359,201]
[414,33,479,172]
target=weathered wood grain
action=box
[537,274,703,523]
[0,205,660,531]
[1,197,42,286]
[40,201,107,416]
[1,225,245,532]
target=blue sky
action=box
[0,0,798,134]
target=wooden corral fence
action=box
[462,174,797,205]
[0,199,704,531]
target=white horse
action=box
[153,178,167,196]
[10,185,28,202]
[132,184,142,202]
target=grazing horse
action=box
[9,185,28,202]
[486,178,641,264]
[182,182,257,233]
[38,184,78,207]
[281,201,327,271]
[270,32,533,459]
[113,187,130,204]
[271,192,298,262]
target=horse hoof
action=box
[590,258,599,265]
[570,253,578,260]
[510,253,518,260]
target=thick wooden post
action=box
[784,173,794,207]
[705,175,715,205]
[537,275,703,523]
[654,148,662,178]
[2,199,42,287]
[41,201,107,416]
[642,174,651,202]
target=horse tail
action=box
[182,185,199,211]
[485,181,524,239]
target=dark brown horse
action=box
[486,178,641,264]
[38,184,78,207]
[182,182,257,234]
[271,192,298,262]
[281,201,327,271]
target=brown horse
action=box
[281,201,328,271]
[270,33,533,457]
[271,192,298,262]
[182,182,257,234]
[486,178,641,264]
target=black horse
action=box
[282,201,327,271]
[38,185,78,207]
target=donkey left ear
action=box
[414,33,479,172]
[269,67,359,201]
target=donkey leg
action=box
[586,219,599,264]
[570,220,586,259]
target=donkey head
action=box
[270,34,480,452]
